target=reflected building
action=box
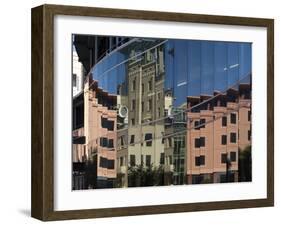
[73,77,117,189]
[117,43,166,187]
[186,83,251,184]
[73,35,253,189]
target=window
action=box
[72,73,77,87]
[141,102,144,112]
[148,80,152,91]
[230,132,237,143]
[195,138,200,148]
[222,116,227,127]
[107,120,114,131]
[248,130,251,141]
[131,99,136,111]
[130,155,136,166]
[107,160,114,169]
[230,151,236,162]
[131,118,135,126]
[194,121,200,130]
[195,156,200,166]
[101,117,114,130]
[108,139,114,148]
[141,83,144,94]
[100,137,108,147]
[130,135,135,144]
[160,153,165,165]
[146,155,151,167]
[230,113,236,124]
[200,119,206,129]
[148,99,152,111]
[158,107,161,118]
[200,137,205,147]
[101,117,107,128]
[131,79,136,91]
[145,133,153,146]
[221,135,227,145]
[195,156,205,166]
[221,153,227,164]
[99,157,107,168]
[248,110,251,121]
[200,156,205,165]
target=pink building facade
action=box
[186,84,251,184]
[73,78,117,189]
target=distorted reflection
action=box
[72,35,252,190]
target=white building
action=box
[73,49,84,97]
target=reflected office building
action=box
[72,35,252,190]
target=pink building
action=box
[73,77,117,189]
[186,84,251,184]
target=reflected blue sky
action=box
[90,39,251,107]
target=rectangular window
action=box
[195,138,200,148]
[131,79,136,91]
[221,135,227,145]
[101,117,107,128]
[195,156,201,166]
[101,117,114,131]
[100,137,108,147]
[107,160,114,169]
[99,157,107,168]
[230,113,237,124]
[108,139,114,148]
[141,83,144,94]
[200,155,205,165]
[200,119,206,129]
[194,121,200,130]
[148,80,152,91]
[146,155,151,167]
[222,116,227,127]
[141,102,144,112]
[131,118,135,126]
[131,99,136,111]
[158,107,161,118]
[160,153,165,165]
[230,151,236,162]
[145,133,153,146]
[130,155,136,166]
[107,120,114,131]
[248,130,251,141]
[221,153,227,164]
[200,137,205,147]
[230,132,237,143]
[130,135,135,144]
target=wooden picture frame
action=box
[31,4,274,221]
